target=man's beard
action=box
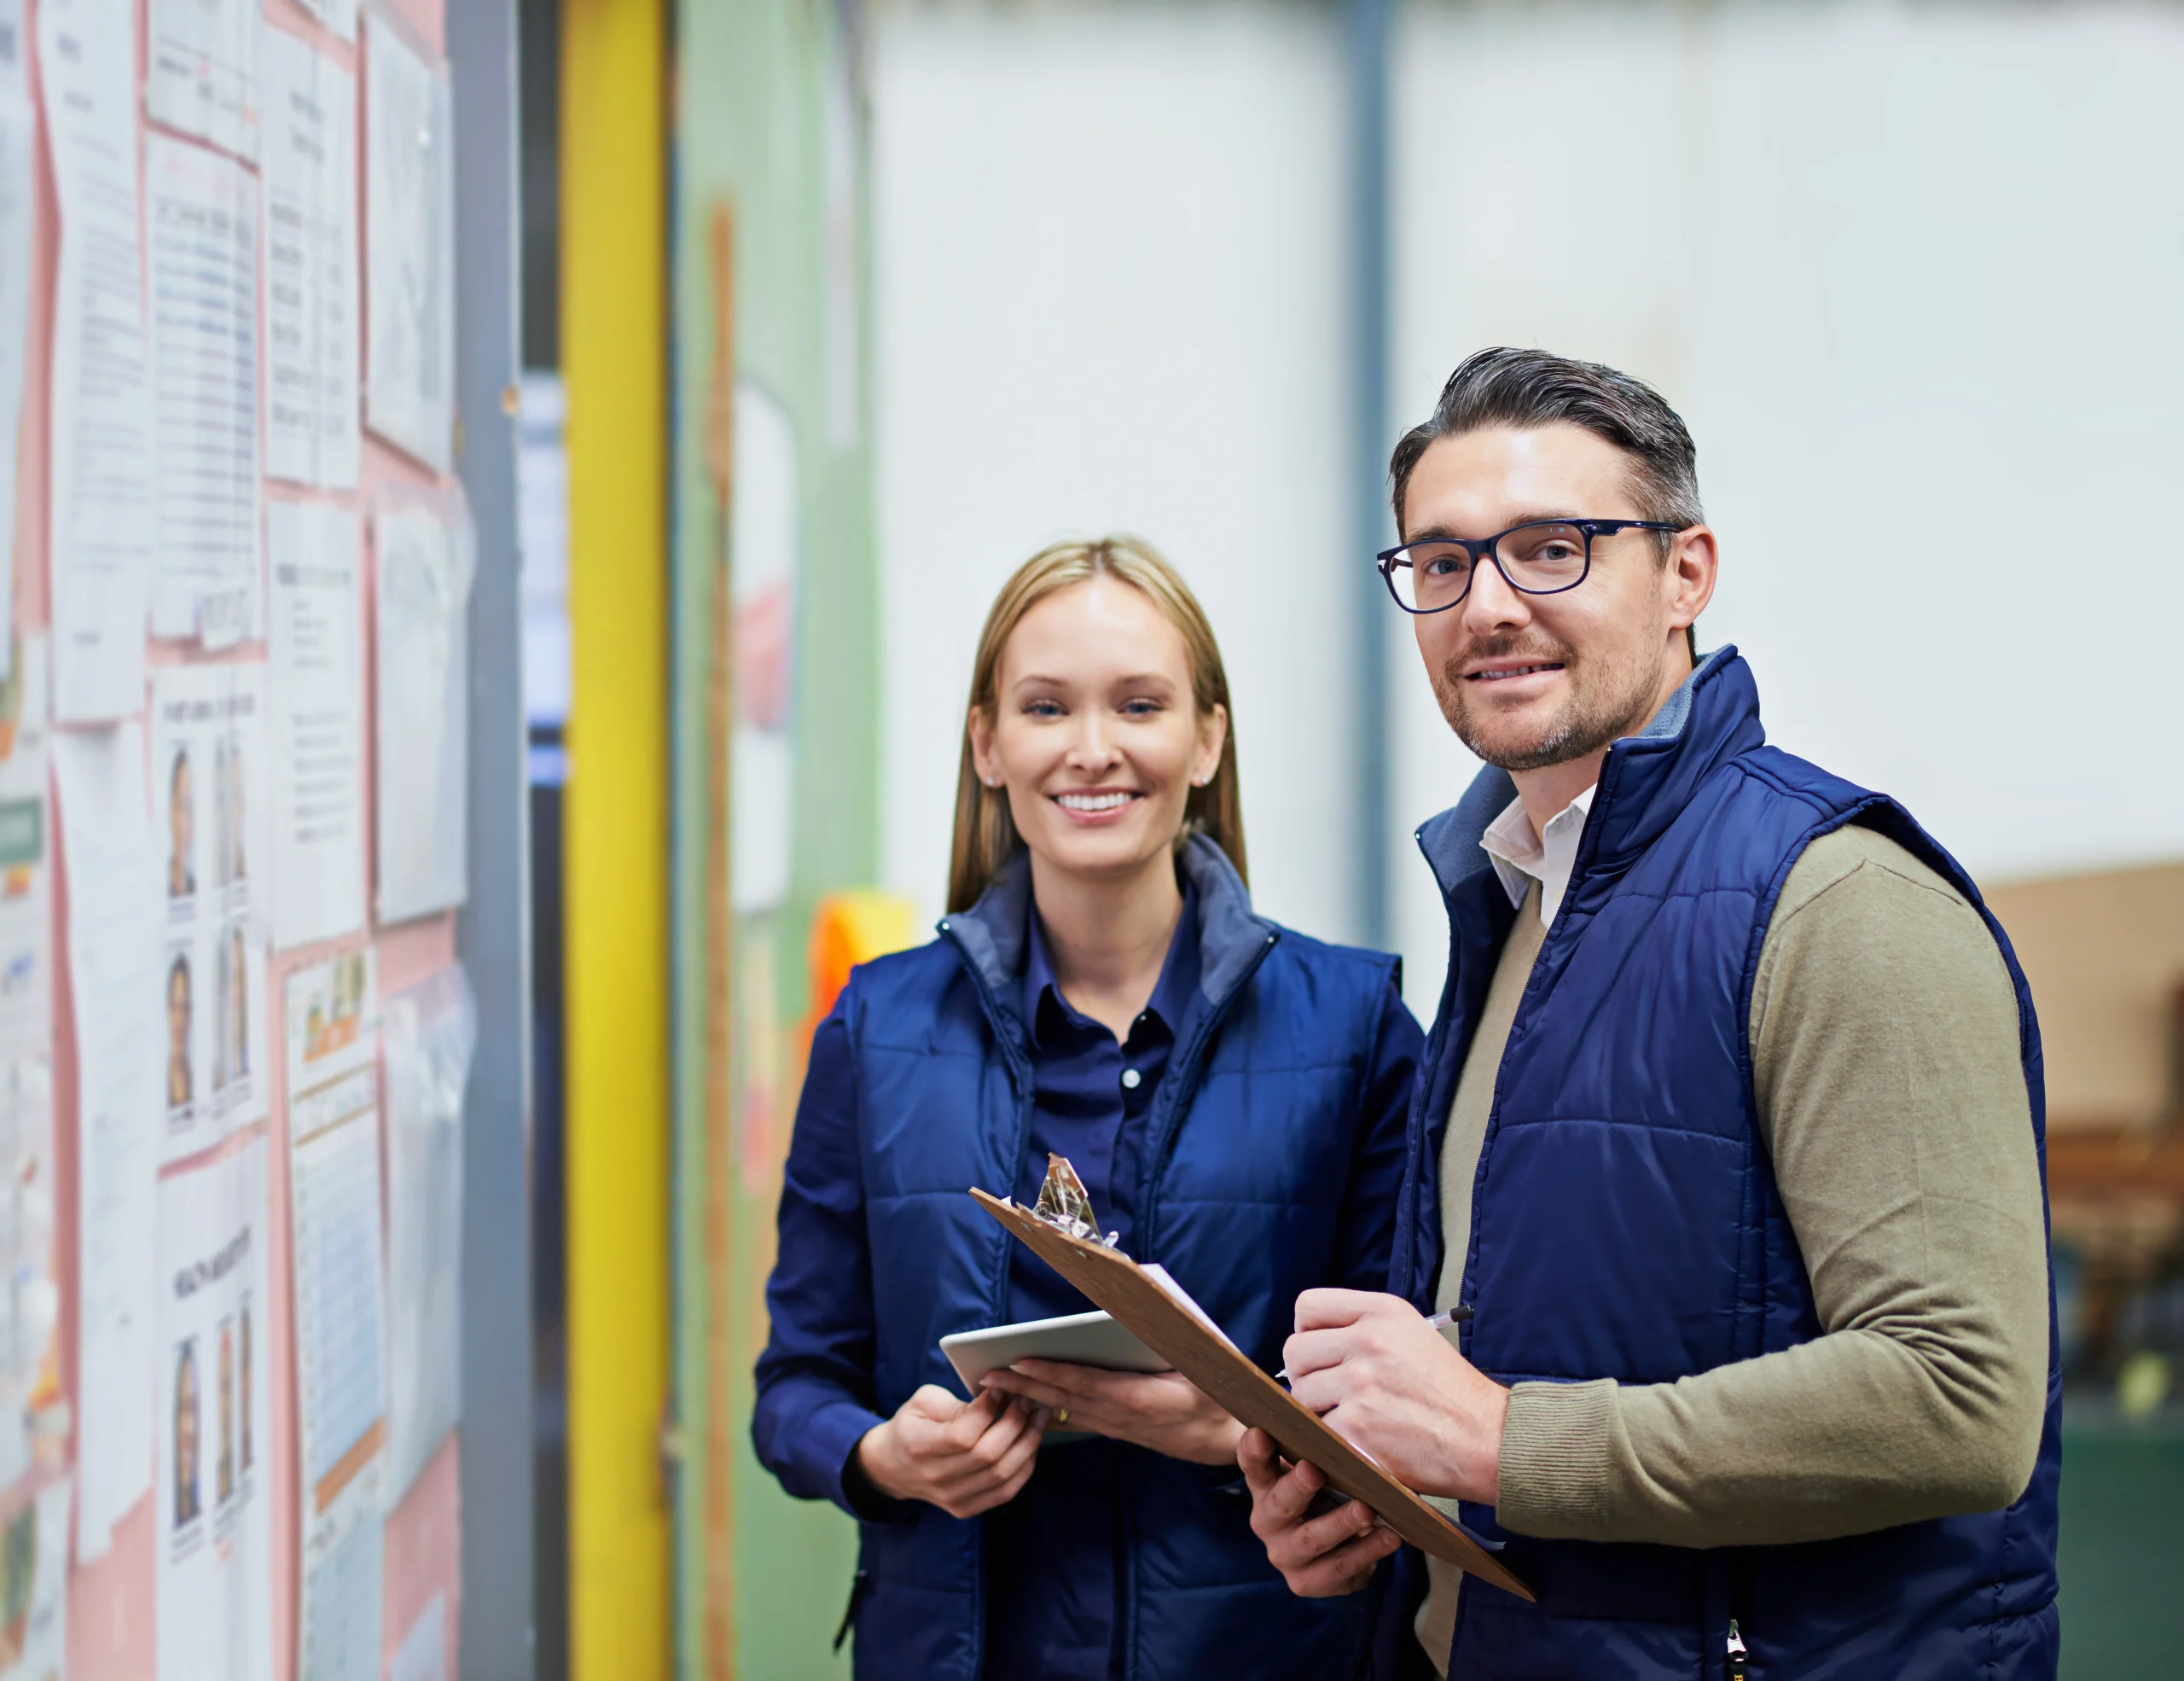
[1433,633,1664,773]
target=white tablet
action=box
[940,1309,1171,1441]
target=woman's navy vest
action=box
[758,837,1417,1681]
[1391,649,2060,1679]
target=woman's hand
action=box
[980,1361,1245,1467]
[854,1386,1048,1519]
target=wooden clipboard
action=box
[971,1188,1534,1601]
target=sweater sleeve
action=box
[750,998,899,1520]
[1495,827,2050,1546]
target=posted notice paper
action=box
[148,134,263,649]
[286,949,386,1681]
[56,721,161,1558]
[269,502,366,950]
[374,493,472,924]
[263,28,359,492]
[362,14,453,473]
[155,1137,274,1681]
[292,0,357,45]
[152,665,270,1164]
[146,0,258,162]
[39,0,154,723]
[0,0,34,678]
[0,1478,73,1681]
[383,967,474,1498]
[0,640,57,1494]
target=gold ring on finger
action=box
[1055,1409,1069,1426]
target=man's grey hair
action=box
[1389,347,1705,540]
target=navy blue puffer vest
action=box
[1390,649,2059,1679]
[755,836,1421,1681]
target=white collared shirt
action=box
[1479,785,1595,928]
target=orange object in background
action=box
[804,892,921,1044]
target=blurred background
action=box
[521,2,2184,1678]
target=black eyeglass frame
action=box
[1375,518,1685,614]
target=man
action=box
[1242,349,2056,1678]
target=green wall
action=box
[669,1,876,1673]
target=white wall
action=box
[873,0,2184,1024]
[1387,0,2184,1017]
[870,2,1358,945]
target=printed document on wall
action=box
[389,1591,447,1681]
[363,15,453,473]
[39,0,154,722]
[286,948,386,1681]
[263,28,359,491]
[146,0,258,161]
[732,385,799,913]
[375,492,472,923]
[269,502,366,950]
[0,0,35,679]
[148,135,263,648]
[0,1478,73,1681]
[152,665,270,1163]
[56,721,160,1558]
[155,1137,274,1681]
[293,0,357,44]
[382,967,474,1499]
[0,641,59,1495]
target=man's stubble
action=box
[1432,631,1667,774]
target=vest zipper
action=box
[834,1568,870,1652]
[1726,1616,1747,1681]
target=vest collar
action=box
[939,833,1277,1061]
[1415,645,1760,900]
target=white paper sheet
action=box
[0,0,34,681]
[0,1478,73,1681]
[381,967,473,1499]
[0,640,55,1494]
[388,1591,447,1681]
[151,666,270,1163]
[154,1138,274,1681]
[148,137,263,648]
[263,29,359,492]
[292,0,357,45]
[55,721,160,1558]
[146,0,258,161]
[39,0,154,723]
[268,503,366,950]
[285,948,385,1681]
[731,385,799,914]
[299,1502,380,1681]
[374,492,471,923]
[362,15,453,473]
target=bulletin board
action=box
[0,0,512,1676]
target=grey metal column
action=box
[449,1,537,1675]
[1349,0,1393,949]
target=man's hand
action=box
[979,1360,1245,1466]
[1281,1288,1509,1505]
[1240,1428,1401,1596]
[853,1385,1046,1519]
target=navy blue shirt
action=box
[987,885,1200,1681]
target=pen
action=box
[1275,1304,1472,1384]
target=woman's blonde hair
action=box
[947,537,1247,914]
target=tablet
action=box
[940,1309,1171,1442]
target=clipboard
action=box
[971,1187,1534,1601]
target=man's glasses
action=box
[1376,519,1682,614]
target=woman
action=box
[754,538,1420,1681]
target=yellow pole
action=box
[562,0,671,1678]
